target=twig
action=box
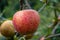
[0,13,3,18]
[6,37,14,40]
[20,0,24,10]
[38,3,47,12]
[0,17,7,20]
[53,2,58,19]
[24,0,32,9]
[45,33,60,39]
[48,2,58,34]
[51,23,60,34]
[44,2,58,40]
[15,31,21,37]
[49,20,58,29]
[54,9,58,19]
[0,9,6,18]
[19,36,25,40]
[51,2,58,34]
[38,0,50,12]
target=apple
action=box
[0,20,15,37]
[58,15,60,21]
[13,9,40,35]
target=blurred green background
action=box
[0,0,60,40]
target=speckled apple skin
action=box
[0,20,15,37]
[13,9,40,35]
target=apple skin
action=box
[13,9,40,35]
[58,15,60,21]
[0,20,15,37]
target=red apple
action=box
[58,15,60,21]
[0,20,15,37]
[13,9,40,35]
[40,36,45,40]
